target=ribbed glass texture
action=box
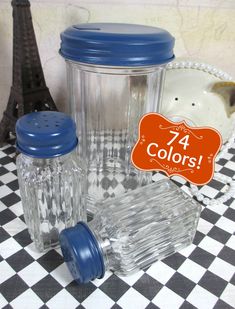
[89,179,201,275]
[16,151,86,251]
[66,62,166,213]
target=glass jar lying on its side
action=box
[59,179,201,284]
[16,111,86,252]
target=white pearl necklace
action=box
[190,126,235,206]
[167,60,233,81]
[167,60,235,206]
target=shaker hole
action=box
[75,27,101,31]
[192,103,195,106]
[175,97,178,101]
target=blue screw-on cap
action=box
[16,111,78,158]
[60,23,175,66]
[59,222,105,284]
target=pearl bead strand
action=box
[190,125,235,206]
[167,60,232,81]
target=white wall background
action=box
[0,0,234,117]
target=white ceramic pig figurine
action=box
[161,63,235,143]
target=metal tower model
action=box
[0,0,57,145]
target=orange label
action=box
[131,113,222,185]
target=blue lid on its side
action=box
[16,111,78,158]
[59,222,105,284]
[60,23,175,66]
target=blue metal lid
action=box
[16,111,78,158]
[60,23,175,66]
[59,222,105,284]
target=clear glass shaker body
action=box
[16,150,86,251]
[60,179,201,283]
[66,62,166,211]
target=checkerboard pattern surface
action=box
[0,140,235,309]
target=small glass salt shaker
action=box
[59,179,201,283]
[16,111,86,251]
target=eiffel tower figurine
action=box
[0,0,57,145]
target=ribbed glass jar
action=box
[15,111,86,252]
[66,63,164,212]
[60,179,201,283]
[17,151,86,251]
[60,23,175,214]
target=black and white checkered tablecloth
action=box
[0,140,234,309]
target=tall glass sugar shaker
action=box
[16,111,86,251]
[60,23,175,213]
[60,179,201,283]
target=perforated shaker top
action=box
[16,111,78,158]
